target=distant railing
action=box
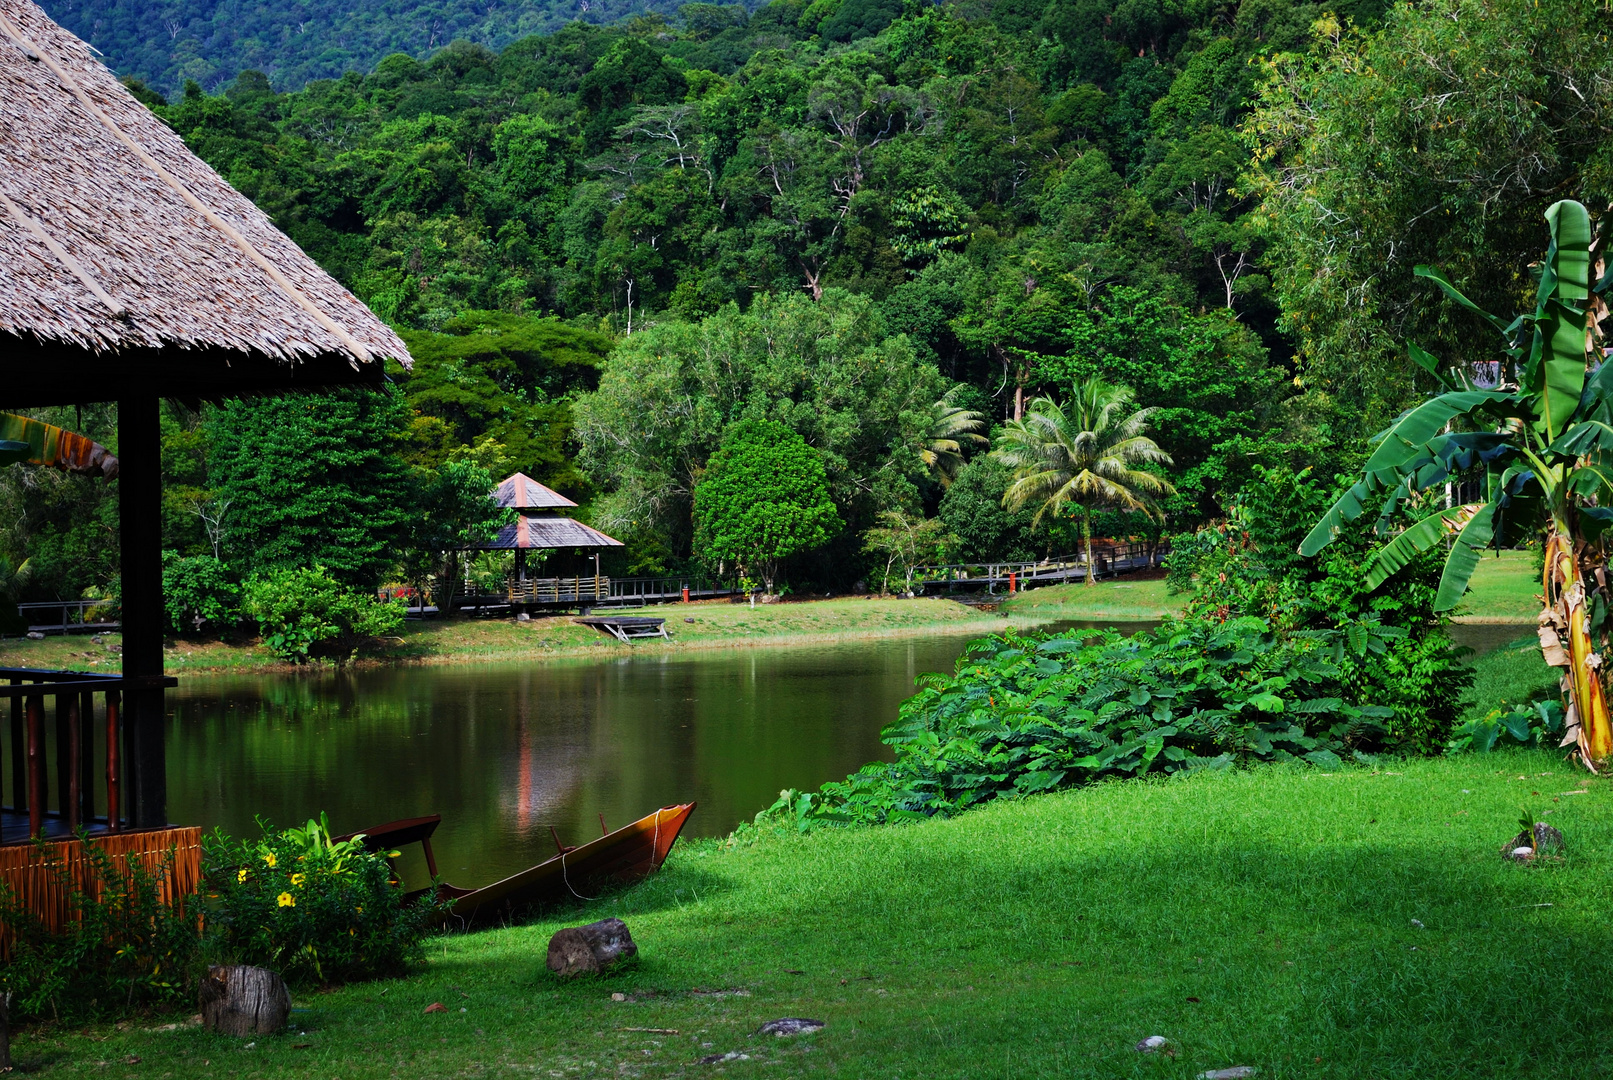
[914,541,1166,593]
[18,600,118,635]
[0,669,174,840]
[605,577,735,603]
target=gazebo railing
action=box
[508,576,610,605]
[0,669,176,841]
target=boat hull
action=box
[442,802,695,926]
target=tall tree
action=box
[207,391,416,588]
[693,419,841,593]
[991,377,1174,582]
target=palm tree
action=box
[991,377,1174,585]
[919,388,988,487]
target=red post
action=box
[682,585,690,603]
[1009,571,1017,594]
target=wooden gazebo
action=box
[473,473,622,607]
[0,0,409,927]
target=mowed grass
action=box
[1460,633,1558,723]
[1454,549,1539,623]
[998,575,1178,621]
[15,753,1613,1078]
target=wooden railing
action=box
[913,541,1167,593]
[0,669,175,840]
[17,599,118,634]
[507,576,611,605]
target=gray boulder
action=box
[547,918,638,977]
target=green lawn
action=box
[1454,549,1539,622]
[999,576,1178,621]
[13,752,1613,1078]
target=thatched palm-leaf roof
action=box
[0,0,409,401]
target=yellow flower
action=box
[276,892,295,908]
[350,928,357,936]
[263,853,278,868]
[355,905,363,913]
[237,868,249,884]
[290,873,306,887]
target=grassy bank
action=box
[0,581,1182,676]
[11,752,1611,1078]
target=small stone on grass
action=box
[757,1018,824,1037]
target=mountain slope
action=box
[39,0,699,95]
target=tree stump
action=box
[547,917,638,977]
[198,965,291,1037]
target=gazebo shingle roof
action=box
[0,0,408,382]
[493,472,579,511]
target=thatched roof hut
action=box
[0,0,409,401]
[0,0,411,833]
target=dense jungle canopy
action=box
[6,0,1611,602]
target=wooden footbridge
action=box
[912,541,1165,596]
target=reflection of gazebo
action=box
[472,473,622,607]
[0,0,408,933]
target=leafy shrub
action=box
[201,814,438,985]
[162,551,241,636]
[761,616,1397,829]
[1182,466,1471,753]
[0,835,201,1020]
[242,566,405,664]
[1450,700,1566,753]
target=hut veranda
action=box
[0,0,410,929]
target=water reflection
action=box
[165,636,978,889]
[162,618,1528,890]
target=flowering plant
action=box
[201,814,439,984]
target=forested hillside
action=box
[4,0,1610,609]
[39,0,720,95]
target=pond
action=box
[164,618,1529,891]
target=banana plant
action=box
[1300,200,1613,768]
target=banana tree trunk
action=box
[1540,527,1613,768]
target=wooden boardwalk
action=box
[913,542,1165,595]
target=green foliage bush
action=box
[161,551,241,636]
[0,837,200,1021]
[1449,701,1565,754]
[1176,467,1472,753]
[937,457,1042,562]
[200,815,438,985]
[693,419,841,592]
[762,616,1397,829]
[243,566,405,664]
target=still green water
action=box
[162,619,1523,891]
[164,633,980,890]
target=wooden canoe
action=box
[339,802,695,927]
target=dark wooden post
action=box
[105,688,121,831]
[119,395,166,829]
[79,689,95,825]
[26,692,44,838]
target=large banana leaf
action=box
[1414,265,1515,337]
[1363,504,1469,590]
[1434,500,1498,611]
[0,414,118,478]
[1361,391,1513,474]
